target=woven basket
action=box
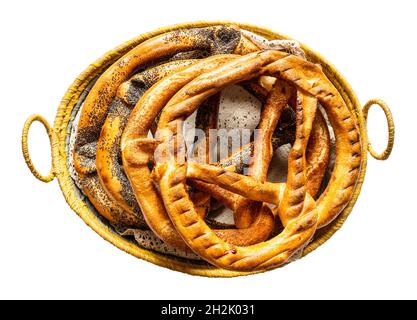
[21,21,395,277]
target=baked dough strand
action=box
[151,50,360,270]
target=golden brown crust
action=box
[187,162,284,205]
[189,93,221,221]
[187,51,360,228]
[121,55,237,251]
[277,92,318,225]
[196,78,330,202]
[150,50,360,270]
[122,55,277,249]
[96,60,198,220]
[70,25,360,269]
[233,80,294,228]
[306,107,330,197]
[74,26,251,228]
[188,179,239,211]
[75,26,244,158]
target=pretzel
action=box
[187,51,361,228]
[150,50,360,270]
[195,101,330,206]
[122,55,294,250]
[74,26,258,227]
[121,55,235,251]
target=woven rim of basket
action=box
[51,21,368,277]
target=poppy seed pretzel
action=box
[151,50,360,271]
[97,59,251,230]
[74,26,258,227]
[96,59,198,220]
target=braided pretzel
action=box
[74,26,258,227]
[149,50,360,271]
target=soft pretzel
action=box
[187,64,359,228]
[150,50,360,270]
[152,51,316,270]
[122,55,294,250]
[74,26,258,227]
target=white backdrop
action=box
[1,0,415,299]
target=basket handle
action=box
[21,114,55,183]
[363,98,395,160]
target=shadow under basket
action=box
[21,21,395,277]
